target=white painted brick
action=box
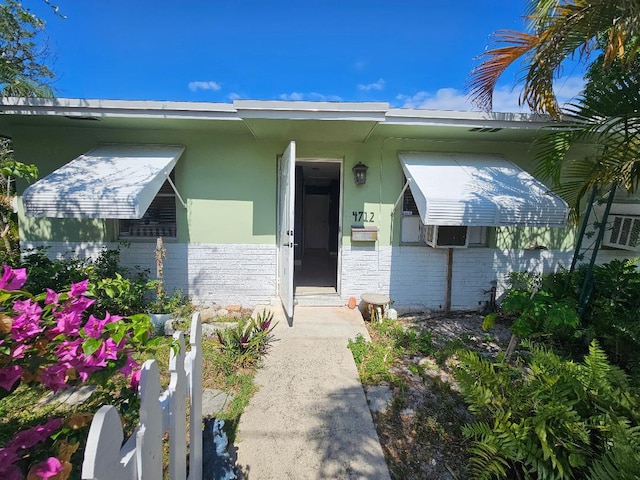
[21,240,639,312]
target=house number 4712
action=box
[352,211,375,222]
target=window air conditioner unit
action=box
[603,215,640,251]
[420,224,469,248]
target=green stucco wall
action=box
[11,123,574,251]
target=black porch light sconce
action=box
[352,162,368,185]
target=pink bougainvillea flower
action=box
[11,299,44,342]
[69,279,89,297]
[45,288,61,306]
[9,418,63,450]
[0,265,27,291]
[30,457,63,479]
[83,315,108,339]
[13,298,43,317]
[10,344,27,359]
[119,355,139,377]
[75,363,99,382]
[103,311,123,324]
[99,337,119,361]
[130,368,141,391]
[39,365,68,393]
[67,295,95,314]
[0,365,22,391]
[55,338,83,367]
[11,314,44,342]
[49,310,83,337]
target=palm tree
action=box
[534,55,640,216]
[469,0,640,119]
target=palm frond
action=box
[469,0,640,117]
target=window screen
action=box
[118,174,177,239]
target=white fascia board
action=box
[234,100,389,121]
[385,108,555,130]
[0,97,240,121]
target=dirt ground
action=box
[368,311,512,480]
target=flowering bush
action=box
[0,265,154,479]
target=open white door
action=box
[277,141,296,321]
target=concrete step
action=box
[294,294,345,307]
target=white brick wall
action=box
[21,240,636,311]
[21,241,277,308]
[342,246,579,312]
[186,244,276,307]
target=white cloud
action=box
[188,81,222,92]
[357,78,385,92]
[278,92,343,101]
[228,92,242,101]
[554,75,585,106]
[397,88,476,111]
[395,75,585,113]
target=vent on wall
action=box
[421,224,469,248]
[603,215,640,250]
[468,127,503,133]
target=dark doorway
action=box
[294,161,341,295]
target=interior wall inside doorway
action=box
[294,161,341,290]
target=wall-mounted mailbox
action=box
[351,226,378,241]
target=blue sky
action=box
[30,0,584,111]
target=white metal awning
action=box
[23,144,185,219]
[399,152,568,227]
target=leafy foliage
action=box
[455,341,640,479]
[534,54,640,219]
[0,265,155,478]
[495,260,640,377]
[498,271,579,350]
[578,259,640,373]
[469,0,640,118]
[215,310,276,366]
[0,0,55,97]
[19,246,154,319]
[0,138,39,265]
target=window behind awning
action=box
[399,152,568,227]
[23,144,185,219]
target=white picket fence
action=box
[82,312,203,480]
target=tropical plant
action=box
[469,0,640,118]
[533,55,640,218]
[580,259,640,373]
[215,310,276,366]
[484,271,579,360]
[455,341,640,479]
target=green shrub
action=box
[19,246,152,318]
[20,247,89,294]
[581,259,640,373]
[455,341,640,479]
[499,272,579,345]
[87,273,148,317]
[496,261,640,375]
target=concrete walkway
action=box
[235,306,391,480]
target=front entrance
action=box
[277,144,342,320]
[294,160,341,296]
